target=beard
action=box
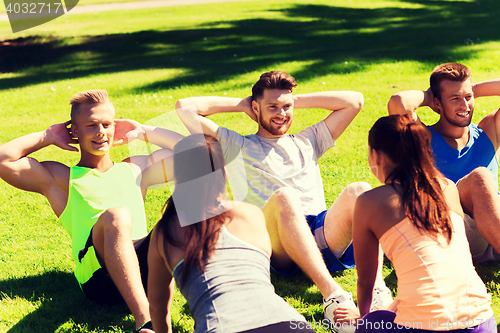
[259,112,292,136]
[442,105,473,128]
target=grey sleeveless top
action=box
[173,226,306,333]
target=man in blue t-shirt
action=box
[388,62,500,263]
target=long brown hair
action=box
[156,134,229,284]
[368,115,453,242]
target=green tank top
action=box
[59,163,147,283]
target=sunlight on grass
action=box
[1,0,500,331]
[0,292,42,330]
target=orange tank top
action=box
[379,212,492,330]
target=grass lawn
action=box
[0,0,223,14]
[1,0,500,332]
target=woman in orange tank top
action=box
[338,115,496,332]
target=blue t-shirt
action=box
[428,123,499,190]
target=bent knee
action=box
[458,167,496,192]
[469,167,495,183]
[342,181,371,198]
[99,207,133,231]
[269,187,301,205]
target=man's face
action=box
[72,102,115,156]
[253,89,294,138]
[436,78,474,128]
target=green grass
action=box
[1,0,500,332]
[0,0,183,14]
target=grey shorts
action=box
[464,213,500,263]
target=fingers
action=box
[62,143,79,152]
[113,139,125,147]
[334,307,360,322]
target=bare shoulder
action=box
[225,201,266,232]
[357,185,400,209]
[227,201,264,220]
[355,185,405,238]
[223,201,271,255]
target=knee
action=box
[265,187,304,224]
[458,167,496,194]
[468,167,495,185]
[342,181,371,199]
[99,207,133,234]
[269,187,301,208]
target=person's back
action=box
[148,134,315,333]
[173,202,307,333]
[349,115,495,333]
[376,185,491,330]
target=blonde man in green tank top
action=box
[0,90,183,333]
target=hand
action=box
[113,119,144,146]
[334,306,360,323]
[242,96,258,123]
[425,87,440,114]
[46,120,79,152]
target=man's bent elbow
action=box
[387,93,407,115]
[352,92,364,113]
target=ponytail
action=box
[369,115,453,242]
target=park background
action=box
[1,0,500,331]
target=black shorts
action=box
[79,229,151,305]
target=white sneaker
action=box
[323,289,357,333]
[370,285,393,311]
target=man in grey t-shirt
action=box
[176,71,391,328]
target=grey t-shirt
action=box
[217,120,335,215]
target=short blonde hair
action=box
[70,90,110,122]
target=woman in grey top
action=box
[147,134,315,333]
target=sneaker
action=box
[370,285,393,311]
[323,289,357,333]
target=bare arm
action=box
[175,96,255,137]
[473,78,500,98]
[294,91,363,141]
[115,120,182,181]
[139,151,174,189]
[0,122,74,215]
[473,79,500,149]
[352,193,380,318]
[387,88,438,124]
[148,226,174,333]
[113,119,183,150]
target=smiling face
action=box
[72,102,115,156]
[435,78,474,128]
[253,89,294,138]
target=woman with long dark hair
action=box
[341,115,495,332]
[147,134,314,333]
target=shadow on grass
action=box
[0,271,132,333]
[1,0,500,90]
[1,270,192,333]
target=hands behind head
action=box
[113,119,144,146]
[242,96,258,123]
[425,87,440,115]
[47,120,79,152]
